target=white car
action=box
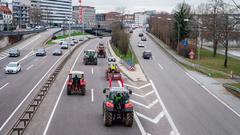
[5,62,21,74]
[61,43,69,49]
[138,41,145,47]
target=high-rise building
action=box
[72,5,95,28]
[31,0,72,26]
[12,0,30,29]
[134,12,149,27]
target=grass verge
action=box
[187,48,240,78]
[111,44,138,64]
[56,32,86,39]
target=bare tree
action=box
[203,0,224,57]
[219,4,239,68]
[30,6,42,26]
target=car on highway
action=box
[36,48,46,56]
[141,36,147,41]
[5,62,21,74]
[72,39,78,44]
[142,51,152,59]
[52,49,63,56]
[138,33,144,37]
[138,41,145,47]
[129,29,133,33]
[8,48,20,57]
[61,43,69,49]
[79,37,84,41]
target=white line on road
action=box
[130,99,158,109]
[43,41,89,135]
[158,63,164,70]
[136,111,164,124]
[43,77,68,135]
[26,64,34,70]
[133,91,154,98]
[0,50,69,132]
[150,80,180,135]
[170,130,175,135]
[134,111,148,135]
[125,83,151,90]
[91,88,94,102]
[0,83,9,91]
[185,71,240,118]
[19,35,41,50]
[91,67,94,75]
[17,50,34,63]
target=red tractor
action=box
[67,71,86,95]
[97,45,106,58]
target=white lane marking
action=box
[150,80,180,135]
[70,43,89,71]
[134,111,148,135]
[125,83,151,90]
[0,83,9,91]
[91,88,94,102]
[1,52,8,55]
[185,71,240,118]
[43,77,68,135]
[0,53,7,57]
[17,50,34,63]
[136,111,164,124]
[158,63,164,70]
[133,91,154,98]
[26,64,34,70]
[91,67,94,75]
[130,99,158,109]
[170,130,175,135]
[43,41,89,135]
[19,35,41,50]
[0,50,69,132]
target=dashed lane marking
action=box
[0,83,9,91]
[26,64,34,70]
[158,63,164,70]
[91,88,94,102]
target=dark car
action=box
[142,51,152,59]
[36,48,46,56]
[8,48,20,57]
[52,49,62,56]
[138,33,144,37]
[129,30,133,33]
[141,36,147,41]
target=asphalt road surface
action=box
[129,28,240,135]
[0,29,85,134]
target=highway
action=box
[0,29,239,135]
[129,28,240,135]
[23,38,141,135]
[0,28,79,134]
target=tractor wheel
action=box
[124,112,133,127]
[67,88,71,95]
[81,86,86,95]
[104,110,112,126]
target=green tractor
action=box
[83,50,98,65]
[102,80,134,127]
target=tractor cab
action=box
[83,50,98,65]
[67,71,86,95]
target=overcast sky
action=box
[73,0,235,13]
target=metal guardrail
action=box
[0,29,47,36]
[223,83,240,97]
[7,38,92,135]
